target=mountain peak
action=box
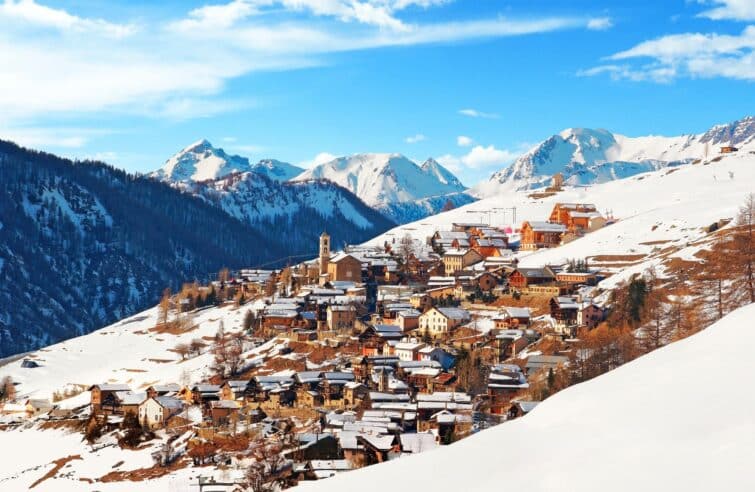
[252,159,304,182]
[152,140,252,183]
[291,152,468,217]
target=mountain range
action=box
[478,115,755,195]
[153,144,476,224]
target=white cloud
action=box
[0,126,110,149]
[436,143,517,174]
[587,17,613,31]
[405,133,426,144]
[0,0,135,37]
[299,151,337,168]
[456,135,474,147]
[462,145,517,168]
[581,26,755,81]
[0,0,602,124]
[459,108,499,119]
[697,0,755,21]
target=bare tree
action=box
[174,343,191,360]
[158,288,172,325]
[1,376,15,401]
[189,338,206,356]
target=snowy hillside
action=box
[0,303,285,491]
[292,153,474,222]
[480,115,755,194]
[0,303,270,405]
[151,139,254,182]
[369,147,755,288]
[253,159,304,181]
[302,302,755,492]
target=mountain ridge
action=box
[478,115,755,195]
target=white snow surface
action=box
[300,303,755,492]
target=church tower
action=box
[319,232,330,276]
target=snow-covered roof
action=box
[526,221,567,232]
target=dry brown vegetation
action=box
[30,455,82,489]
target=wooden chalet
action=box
[520,221,566,250]
[508,266,556,290]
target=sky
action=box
[1,0,754,185]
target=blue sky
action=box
[1,0,753,185]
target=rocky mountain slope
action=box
[479,115,755,194]
[186,171,395,250]
[292,153,475,222]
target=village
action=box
[0,173,632,489]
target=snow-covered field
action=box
[300,302,755,492]
[0,304,283,405]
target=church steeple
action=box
[319,232,330,276]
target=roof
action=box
[192,384,221,392]
[504,307,531,318]
[400,433,438,453]
[554,296,580,309]
[359,434,396,451]
[525,221,567,232]
[117,392,146,405]
[394,342,425,351]
[89,383,131,392]
[330,252,361,264]
[211,400,240,409]
[149,383,181,393]
[517,267,556,279]
[154,396,184,410]
[434,307,470,320]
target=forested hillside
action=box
[0,141,390,357]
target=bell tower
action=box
[319,232,330,276]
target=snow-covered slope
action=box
[252,158,304,181]
[369,148,755,288]
[479,115,755,194]
[301,302,755,492]
[292,153,473,222]
[0,303,278,405]
[151,139,254,182]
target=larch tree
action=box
[158,287,171,326]
[731,193,755,305]
[1,376,15,401]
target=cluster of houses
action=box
[1,200,617,485]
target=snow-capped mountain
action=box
[420,157,465,188]
[150,139,254,182]
[186,171,395,247]
[480,116,755,194]
[252,159,304,181]
[292,153,474,222]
